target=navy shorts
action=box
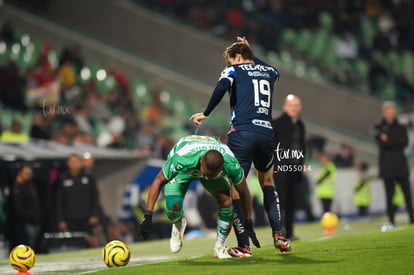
[227,131,275,176]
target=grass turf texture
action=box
[1,216,413,274]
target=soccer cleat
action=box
[213,244,232,259]
[170,217,187,253]
[274,234,291,252]
[228,246,252,258]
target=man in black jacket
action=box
[272,95,306,240]
[56,154,100,247]
[374,101,414,228]
[11,164,42,250]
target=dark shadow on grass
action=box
[180,254,342,266]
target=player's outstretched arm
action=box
[146,171,169,212]
[138,170,169,240]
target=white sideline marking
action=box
[0,255,175,275]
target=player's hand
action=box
[190,112,207,126]
[138,213,153,240]
[237,36,250,47]
[245,219,261,248]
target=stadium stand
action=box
[133,0,414,111]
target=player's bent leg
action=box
[214,206,233,259]
[202,179,233,258]
[165,195,187,253]
[259,169,291,253]
[231,185,251,254]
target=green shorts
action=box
[164,173,232,197]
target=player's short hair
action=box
[224,42,254,61]
[203,150,224,173]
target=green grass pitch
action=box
[1,215,413,275]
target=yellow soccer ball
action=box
[102,240,130,267]
[320,212,339,230]
[9,244,36,271]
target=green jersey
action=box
[162,135,244,185]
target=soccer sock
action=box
[232,199,250,248]
[263,185,282,235]
[216,206,233,247]
[165,195,183,223]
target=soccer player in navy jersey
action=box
[190,37,291,257]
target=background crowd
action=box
[135,0,414,110]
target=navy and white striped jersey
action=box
[203,57,279,135]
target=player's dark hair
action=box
[203,150,224,173]
[224,42,254,61]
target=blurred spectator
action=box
[0,120,30,143]
[30,112,52,140]
[314,153,336,213]
[107,69,133,111]
[27,44,60,107]
[333,143,354,168]
[73,131,95,145]
[81,152,109,246]
[134,119,159,154]
[123,115,140,149]
[0,60,28,112]
[392,72,414,108]
[225,7,247,38]
[306,135,327,160]
[51,131,69,145]
[357,39,372,61]
[97,116,125,148]
[9,164,42,250]
[374,101,414,228]
[59,45,84,75]
[74,104,95,135]
[56,154,100,248]
[353,161,371,217]
[58,60,77,91]
[53,121,79,145]
[153,134,174,159]
[0,19,18,45]
[141,83,166,127]
[105,89,123,115]
[368,55,387,95]
[335,33,358,60]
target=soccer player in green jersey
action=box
[137,135,254,259]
